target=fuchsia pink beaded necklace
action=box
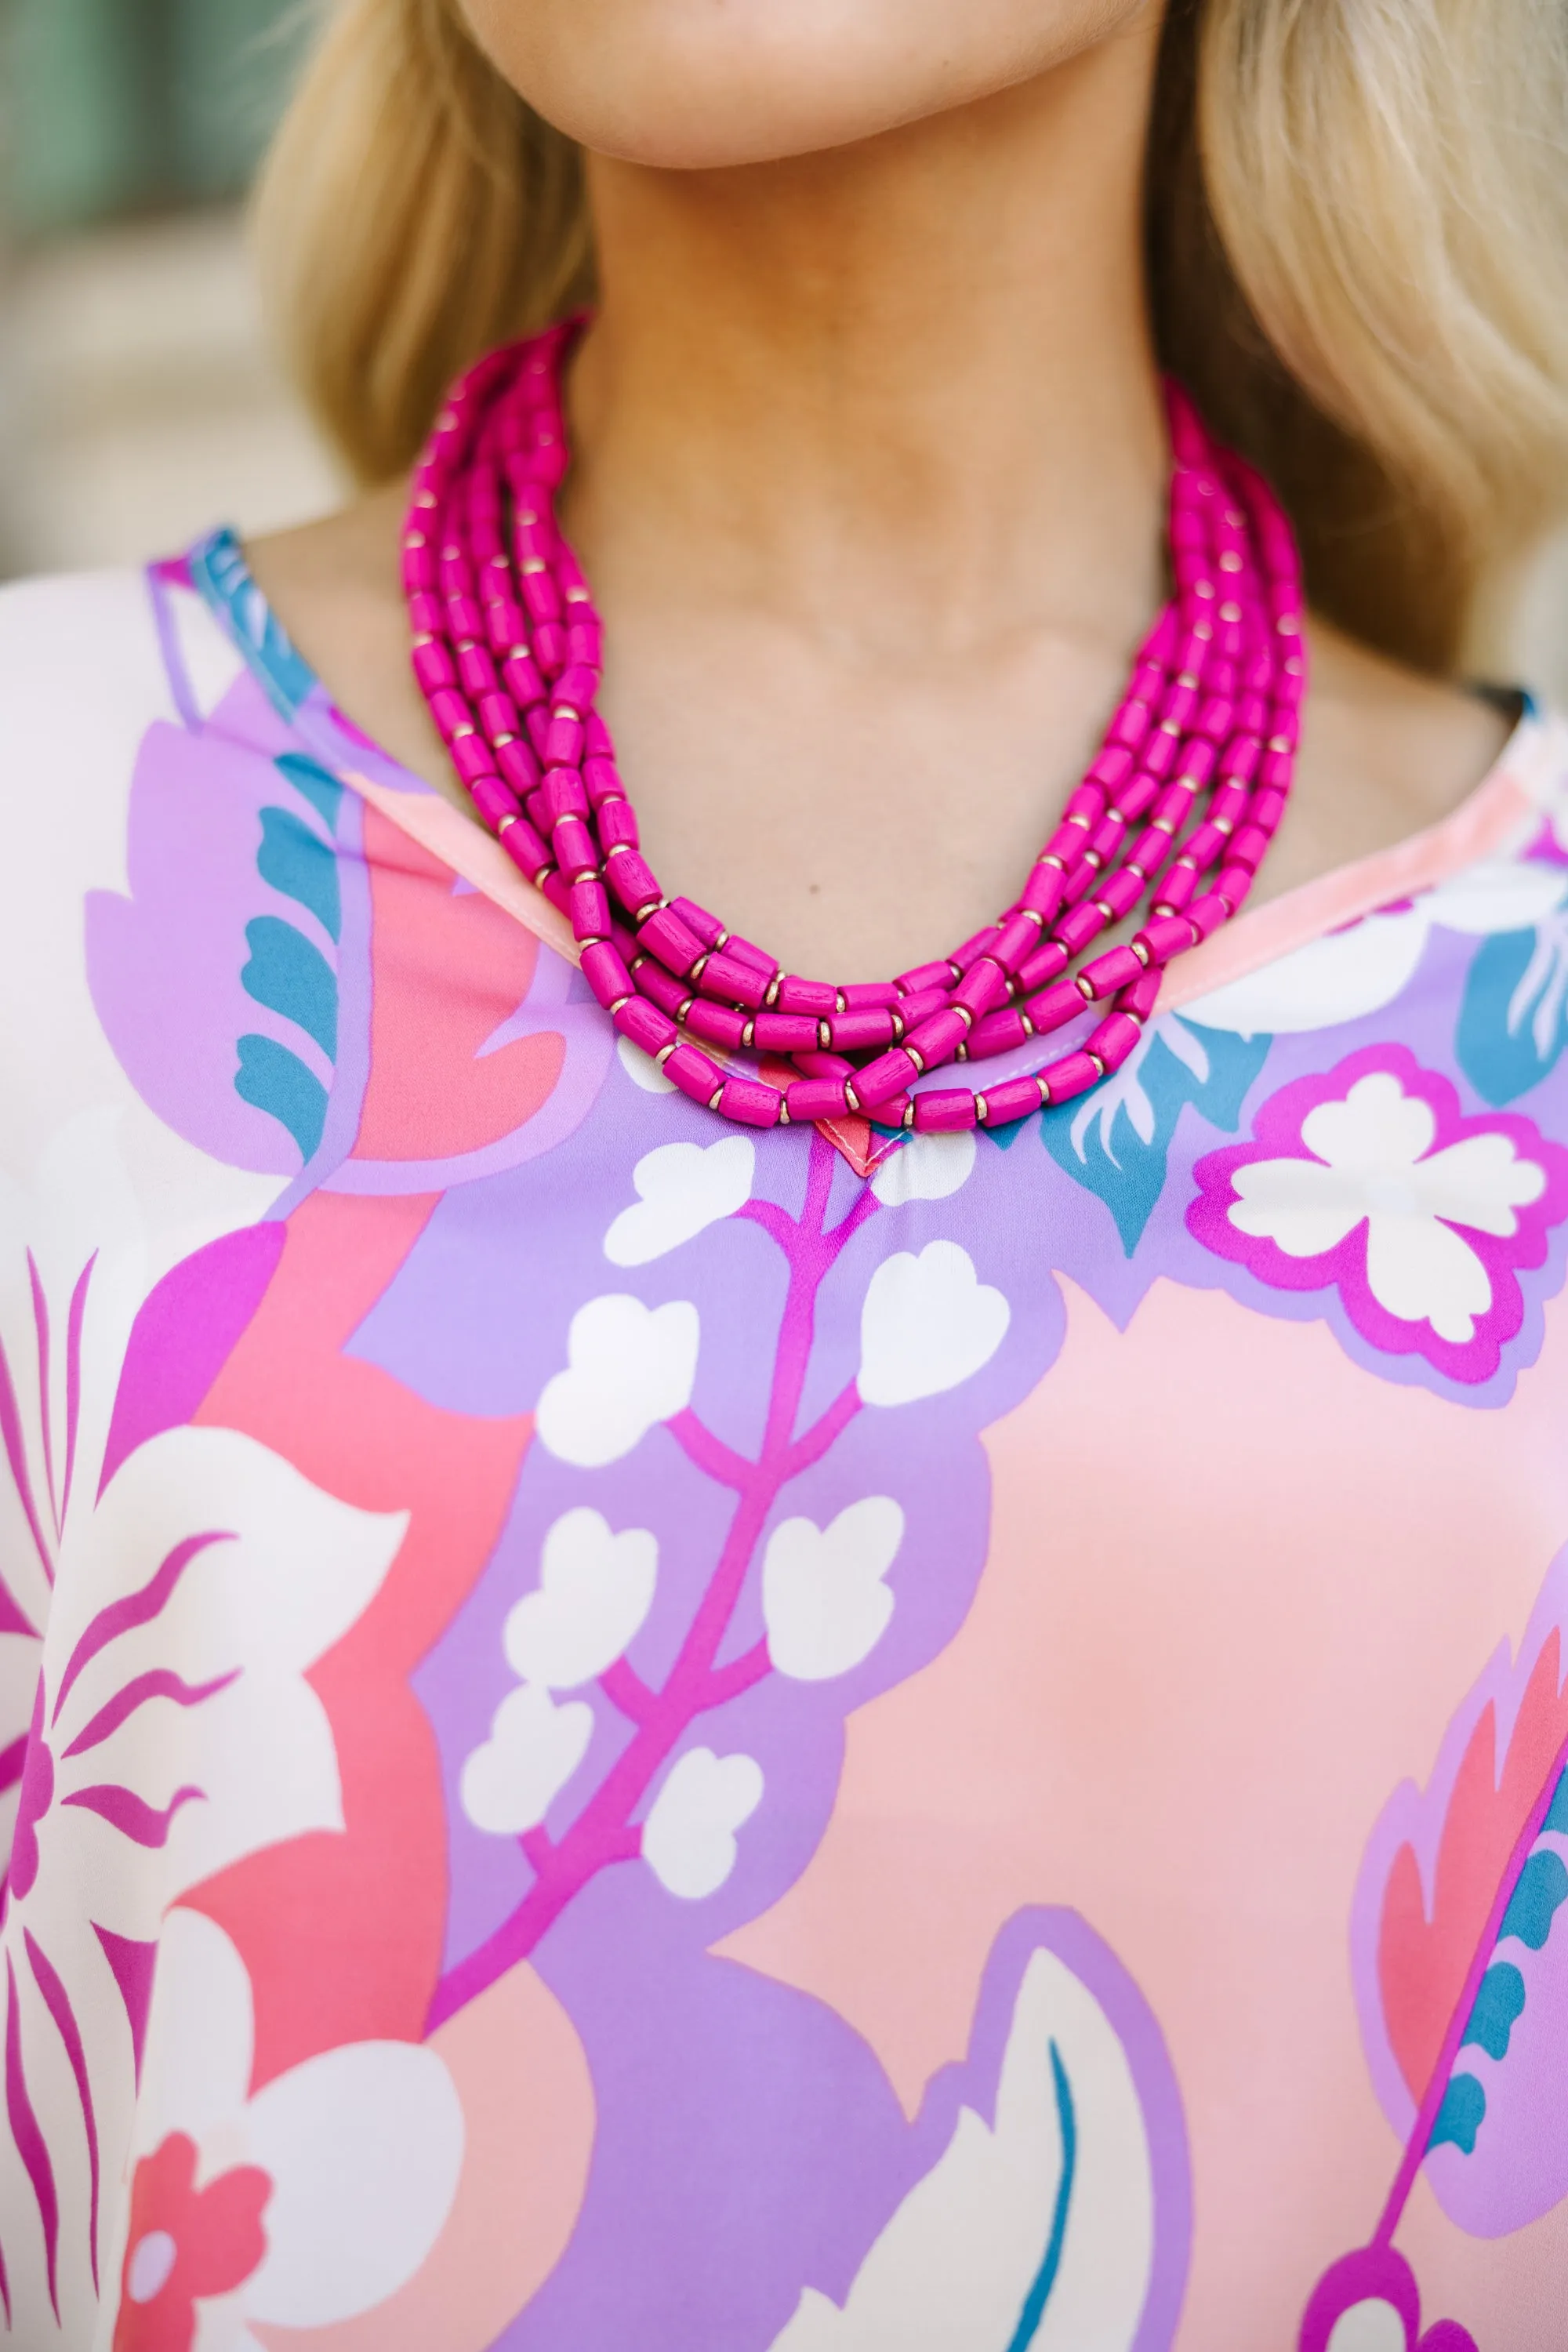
[402,321,1306,1137]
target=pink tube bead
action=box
[1152,781,1198,829]
[895,987,952,1030]
[1079,942,1145,998]
[1087,744,1134,792]
[408,590,445,636]
[457,643,499,697]
[1261,747,1293,790]
[1153,863,1199,913]
[1041,1049,1101,1105]
[485,598,528,652]
[1134,913,1200,963]
[541,870,575,917]
[794,1050,854,1081]
[826,1007,896,1052]
[521,567,561,622]
[1229,822,1270,872]
[967,1007,1032,1058]
[667,897,726,949]
[452,732,498,783]
[719,1077,783,1128]
[470,775,519,831]
[840,981,901,1010]
[569,879,611,939]
[605,851,662,917]
[1161,682,1199,731]
[952,959,1007,1020]
[499,818,551,882]
[1219,734,1264,784]
[990,911,1044,972]
[544,713,584,768]
[1111,695,1154,749]
[429,687,469,741]
[1187,892,1229,940]
[1087,811,1128,864]
[583,757,623,808]
[1021,865,1068,924]
[568,623,604,669]
[639,905,705,976]
[524,706,552,759]
[1196,695,1236,739]
[401,544,436,593]
[855,1047,921,1105]
[981,1073,1047,1126]
[724,935,778,977]
[1178,819,1228,872]
[896,959,957,996]
[579,711,612,759]
[666,1044,724,1106]
[447,594,484,641]
[478,691,521,741]
[497,737,540,796]
[700,951,771,1011]
[1098,869,1145,920]
[1250,786,1287,833]
[1113,772,1160,824]
[633,959,688,1017]
[753,1011,822,1054]
[1174,739,1217,788]
[953,925,1002,973]
[776,975,839,1017]
[786,1078,851,1122]
[1087,1011,1143,1072]
[551,815,597,881]
[913,1088,978,1134]
[1027,975,1091,1033]
[1207,780,1250,830]
[580,941,633,1007]
[1055,901,1109,955]
[1062,784,1107,828]
[1143,728,1179,779]
[1016,937,1070,993]
[597,799,640,854]
[905,1007,969,1069]
[412,640,456,692]
[533,619,568,674]
[502,651,546,706]
[686,999,750,1052]
[1127,823,1171,875]
[1214,864,1256,911]
[1117,967,1163,1020]
[539,768,588,826]
[554,662,599,710]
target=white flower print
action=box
[642,1747,764,1900]
[870,1130,976,1207]
[122,1907,464,2346]
[762,1498,902,1682]
[1182,860,1568,1039]
[858,1241,1009,1406]
[535,1294,700,1467]
[604,1137,755,1265]
[503,1507,659,1690]
[1229,1069,1548,1344]
[460,1682,595,1835]
[0,1425,407,2343]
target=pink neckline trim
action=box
[339,703,1565,1025]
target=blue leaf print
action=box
[234,1036,328,1161]
[1036,1016,1271,1253]
[191,527,318,719]
[1457,908,1568,1105]
[274,751,345,832]
[240,916,338,1060]
[258,806,341,941]
[1003,2041,1077,2351]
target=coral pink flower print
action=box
[1189,1045,1568,1385]
[113,2132,270,2352]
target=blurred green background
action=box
[3,0,308,234]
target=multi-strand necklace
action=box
[402,321,1305,1134]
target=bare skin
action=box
[249,8,1508,986]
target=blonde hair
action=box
[255,0,1568,673]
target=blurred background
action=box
[0,0,1563,699]
[0,0,338,577]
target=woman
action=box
[2,0,1566,2343]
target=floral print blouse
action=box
[3,535,1568,2352]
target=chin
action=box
[458,0,1156,169]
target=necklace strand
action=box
[402,322,1306,1135]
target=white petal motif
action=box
[642,1746,764,1900]
[1410,1131,1547,1235]
[1323,2303,1409,2352]
[1228,1156,1368,1258]
[858,1241,1010,1407]
[871,1130,976,1207]
[245,2040,465,2326]
[503,1507,658,1689]
[768,1946,1155,2349]
[1363,1213,1493,1344]
[536,1294,699,1467]
[461,1683,594,1834]
[1300,1072,1435,1176]
[762,1498,902,1681]
[604,1137,755,1266]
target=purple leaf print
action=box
[23,1935,99,2293]
[52,1530,232,1726]
[5,1954,59,2318]
[60,1784,205,1846]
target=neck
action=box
[565,22,1169,666]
